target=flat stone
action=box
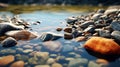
[0,55,15,66]
[68,58,88,67]
[52,63,63,67]
[10,61,25,67]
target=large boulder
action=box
[0,23,23,36]
[84,37,120,56]
[5,30,37,40]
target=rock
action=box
[50,54,57,58]
[23,49,33,53]
[35,65,50,67]
[64,27,72,33]
[96,59,109,65]
[0,49,16,54]
[62,44,74,53]
[83,25,95,34]
[0,23,23,36]
[0,55,15,66]
[46,58,56,64]
[68,58,88,67]
[39,32,62,41]
[10,61,25,67]
[75,36,87,42]
[104,8,118,15]
[5,30,37,40]
[64,33,73,40]
[52,63,63,67]
[66,17,77,24]
[42,41,62,52]
[98,29,111,38]
[23,45,33,49]
[56,56,68,64]
[1,37,17,48]
[56,27,63,31]
[111,31,120,42]
[84,37,120,55]
[110,21,120,31]
[91,13,103,21]
[15,54,29,61]
[80,21,94,29]
[88,61,102,67]
[97,9,105,13]
[34,52,49,61]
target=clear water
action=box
[0,11,120,67]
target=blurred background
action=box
[0,0,120,6]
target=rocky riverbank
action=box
[0,6,120,67]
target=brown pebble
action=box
[56,28,63,31]
[0,55,15,66]
[10,61,25,67]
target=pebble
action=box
[56,27,63,31]
[111,31,120,42]
[51,63,63,67]
[23,49,33,53]
[0,55,15,66]
[46,58,56,64]
[23,45,33,49]
[64,27,72,33]
[10,61,25,67]
[88,61,101,67]
[96,59,109,65]
[64,33,73,40]
[35,65,50,67]
[68,58,88,67]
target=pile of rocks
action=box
[0,15,38,48]
[61,6,120,57]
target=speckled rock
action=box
[10,61,25,67]
[1,37,17,48]
[84,37,120,55]
[0,55,15,66]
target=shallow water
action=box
[0,11,120,67]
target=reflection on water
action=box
[0,11,120,67]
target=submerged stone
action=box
[0,55,15,66]
[10,61,25,67]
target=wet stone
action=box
[68,58,88,67]
[98,29,111,38]
[10,61,25,67]
[52,63,63,67]
[56,27,63,31]
[62,44,74,53]
[46,58,56,65]
[23,45,33,49]
[23,49,33,53]
[1,37,17,48]
[111,31,120,42]
[88,61,102,67]
[64,33,73,40]
[64,27,72,33]
[110,21,120,31]
[80,21,94,29]
[34,65,50,67]
[50,54,58,58]
[0,55,15,66]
